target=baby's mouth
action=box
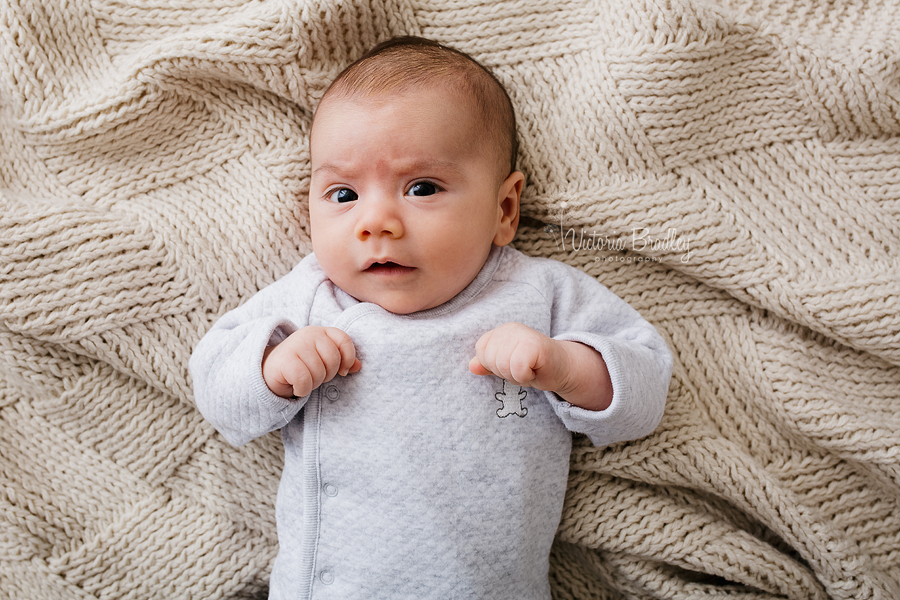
[365,261,415,274]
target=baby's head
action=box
[309,37,525,314]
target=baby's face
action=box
[308,86,520,314]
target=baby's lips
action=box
[362,257,413,270]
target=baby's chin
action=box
[361,294,446,315]
[325,265,475,315]
[348,287,460,315]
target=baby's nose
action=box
[354,198,404,240]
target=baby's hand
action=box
[469,322,569,391]
[469,322,612,411]
[262,326,361,398]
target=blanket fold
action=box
[2,0,899,598]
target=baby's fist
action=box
[469,322,568,392]
[262,326,361,398]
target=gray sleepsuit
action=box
[189,245,672,600]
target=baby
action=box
[190,36,672,600]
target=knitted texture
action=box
[1,0,898,598]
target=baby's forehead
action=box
[313,82,507,170]
[318,75,475,115]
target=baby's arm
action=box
[263,326,361,398]
[469,323,613,411]
[189,254,347,445]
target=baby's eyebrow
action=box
[394,159,464,177]
[312,159,465,178]
[312,164,345,176]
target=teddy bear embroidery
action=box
[495,380,528,418]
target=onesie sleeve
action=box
[188,255,323,446]
[542,261,673,447]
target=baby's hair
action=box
[318,36,518,177]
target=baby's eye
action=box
[407,181,441,197]
[328,188,358,203]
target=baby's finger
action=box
[473,329,500,371]
[507,350,537,386]
[324,327,359,377]
[274,356,313,398]
[468,356,492,376]
[311,333,343,385]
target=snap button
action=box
[324,385,340,401]
[319,570,334,585]
[323,483,338,497]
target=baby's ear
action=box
[493,171,525,246]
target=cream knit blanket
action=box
[1,0,899,598]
